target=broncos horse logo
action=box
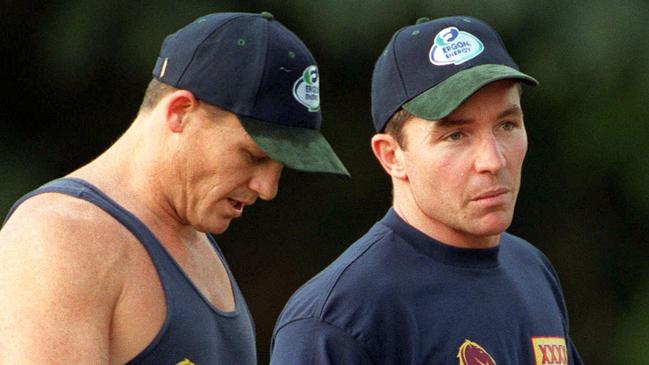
[457,339,497,365]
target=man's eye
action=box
[248,151,266,163]
[501,121,516,131]
[446,131,464,141]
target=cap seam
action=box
[249,17,270,113]
[378,27,409,130]
[177,14,248,86]
[391,28,409,107]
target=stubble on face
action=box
[394,80,527,248]
[167,105,267,235]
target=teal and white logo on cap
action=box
[292,65,320,112]
[429,27,484,66]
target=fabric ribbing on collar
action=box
[378,208,501,269]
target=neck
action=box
[392,185,500,249]
[68,115,199,244]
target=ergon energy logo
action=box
[429,26,484,66]
[531,337,568,365]
[292,65,320,112]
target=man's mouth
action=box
[227,198,244,212]
[472,188,510,202]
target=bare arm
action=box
[0,196,126,364]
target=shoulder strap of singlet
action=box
[3,178,172,262]
[4,177,242,297]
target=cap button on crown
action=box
[260,11,274,20]
[415,17,430,24]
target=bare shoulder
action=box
[1,192,132,273]
[0,192,133,362]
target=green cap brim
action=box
[238,116,350,177]
[403,64,539,121]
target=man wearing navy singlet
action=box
[0,12,348,364]
[271,16,583,364]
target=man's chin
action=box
[212,221,232,235]
[194,218,232,235]
[471,213,513,236]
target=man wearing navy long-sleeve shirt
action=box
[271,16,583,365]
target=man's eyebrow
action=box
[435,116,472,128]
[434,104,523,128]
[498,105,524,119]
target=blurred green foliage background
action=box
[2,1,648,363]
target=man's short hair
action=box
[384,109,415,149]
[138,79,175,113]
[136,79,232,123]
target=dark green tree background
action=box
[2,1,648,364]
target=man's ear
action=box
[371,133,407,180]
[162,90,199,133]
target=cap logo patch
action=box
[457,339,497,365]
[429,27,484,66]
[292,65,320,112]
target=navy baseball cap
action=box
[371,16,538,132]
[153,12,349,176]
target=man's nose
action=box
[474,134,506,174]
[251,161,283,200]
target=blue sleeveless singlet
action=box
[4,178,257,364]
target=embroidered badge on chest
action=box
[176,358,196,365]
[531,337,568,364]
[457,339,497,365]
